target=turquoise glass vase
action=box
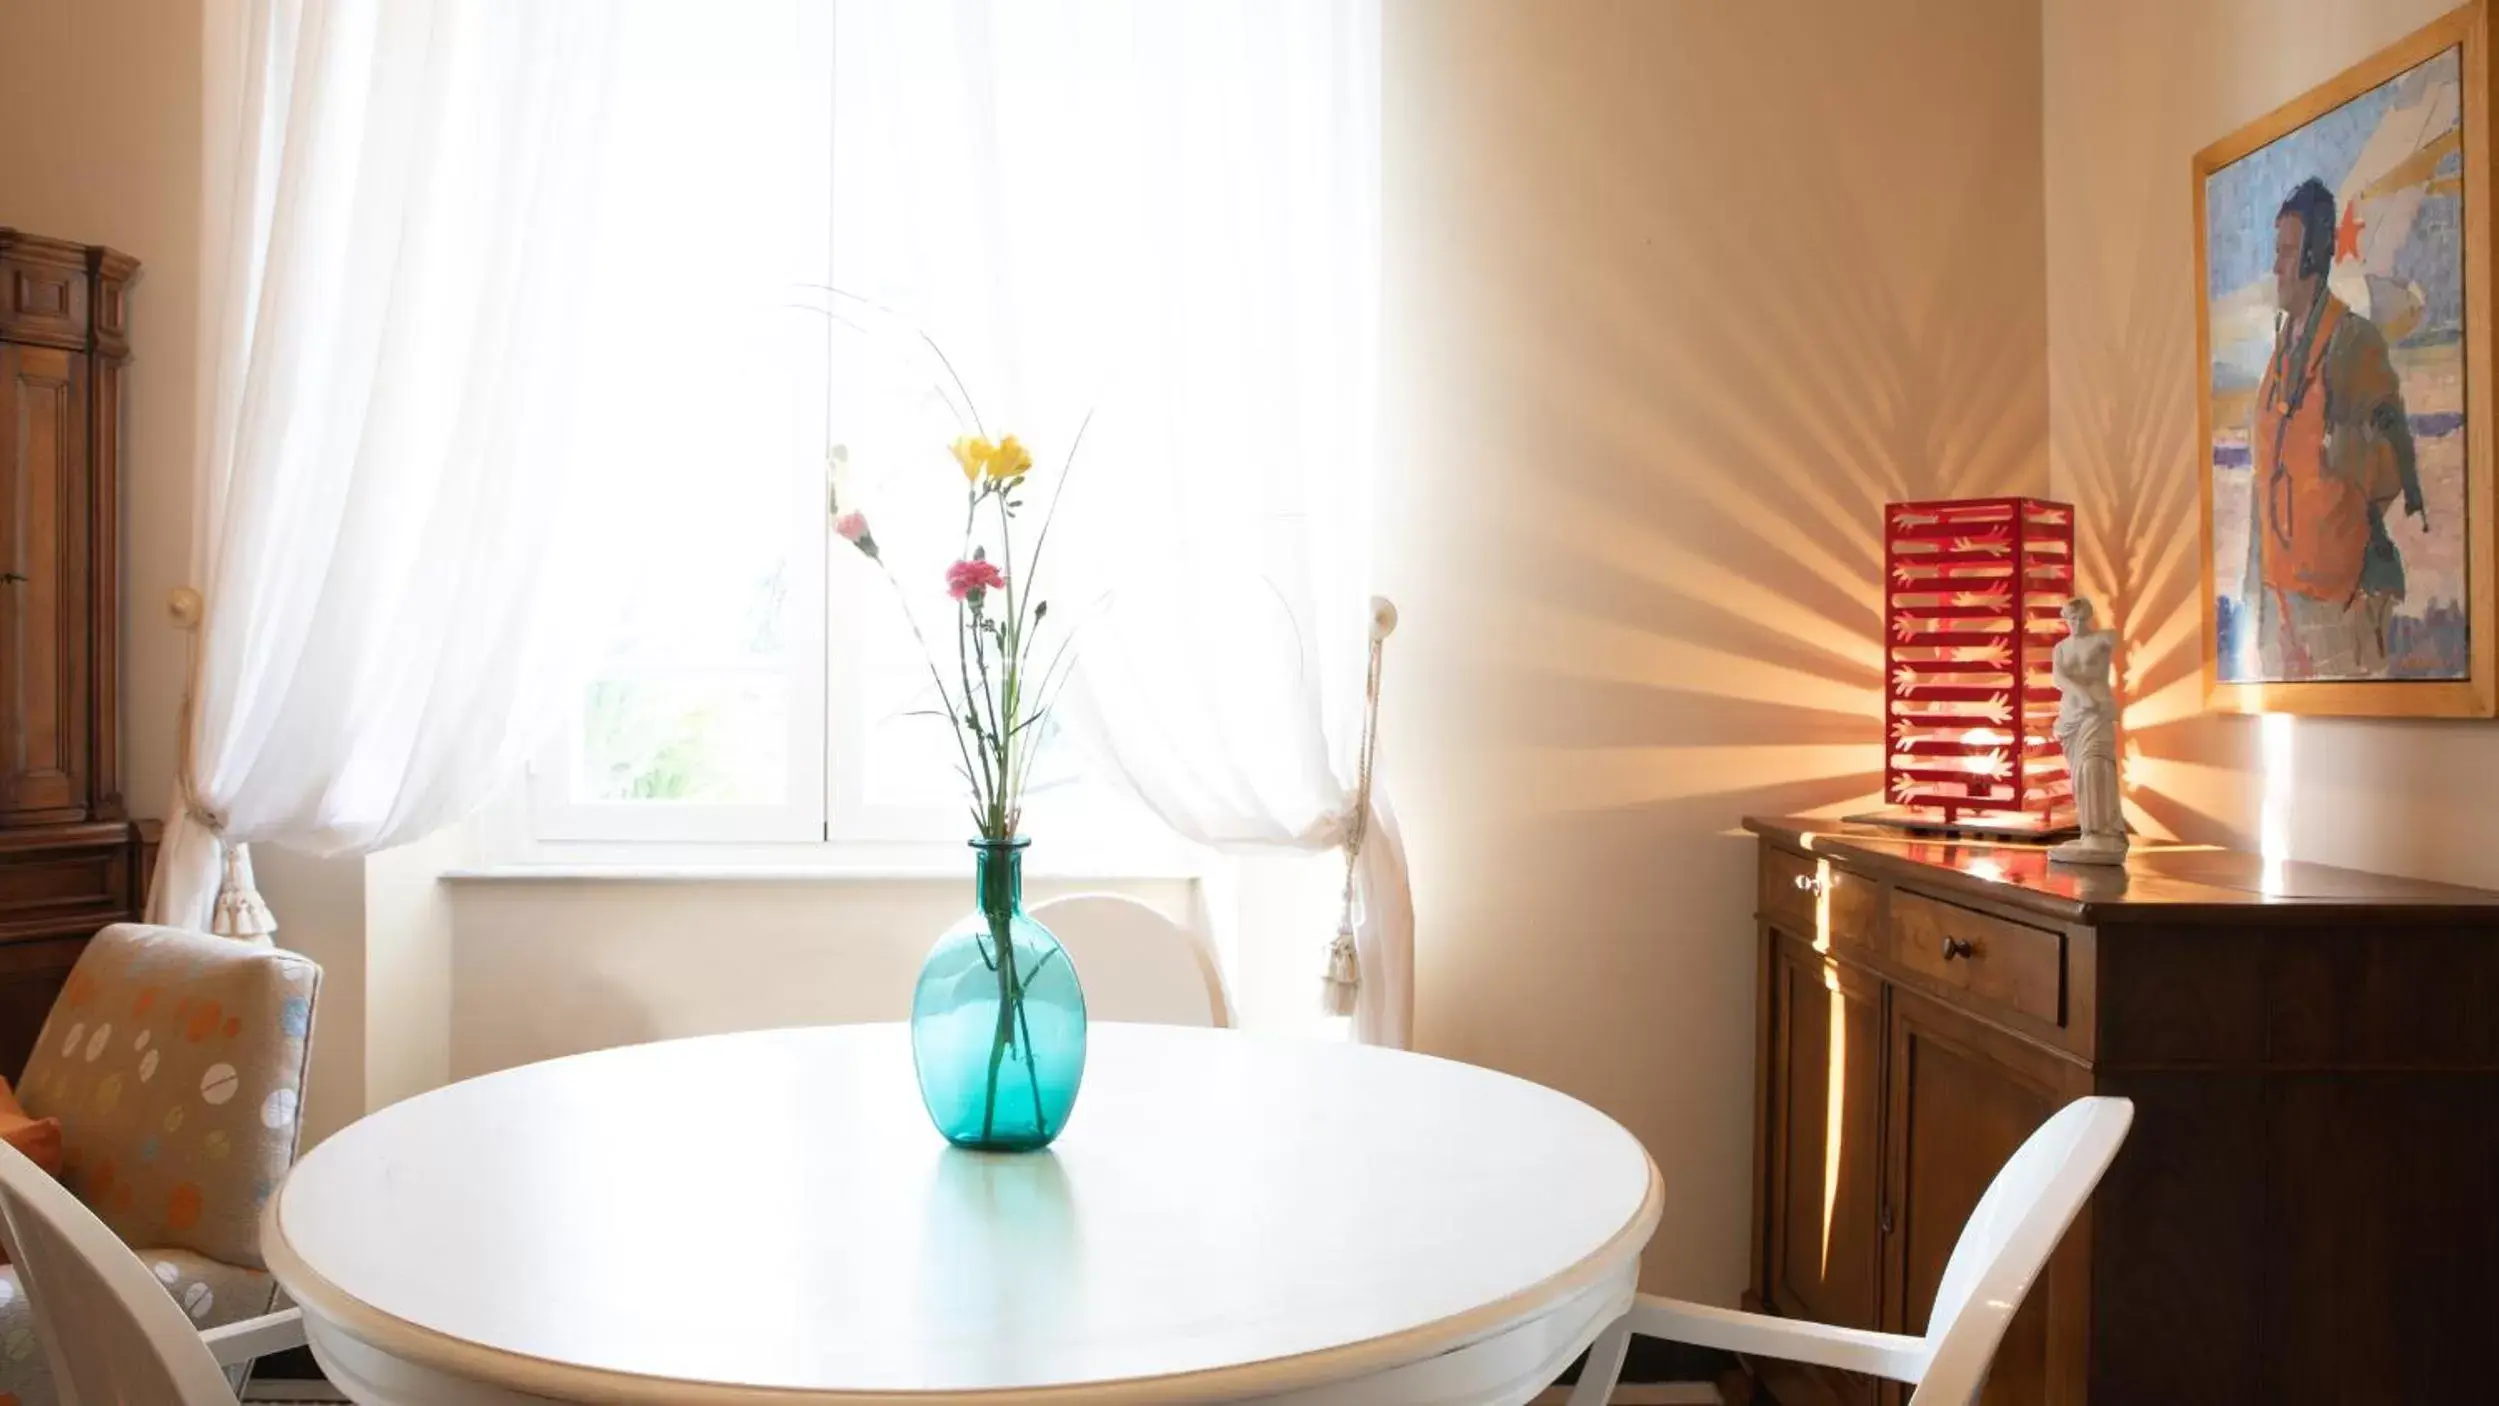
[910,839,1087,1150]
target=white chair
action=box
[1569,1096,2133,1406]
[0,1136,304,1404]
[1029,893,1235,1028]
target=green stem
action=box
[957,603,996,820]
[974,853,1023,1141]
[874,560,982,811]
[1015,982,1045,1132]
[995,491,1021,833]
[979,907,1019,1142]
[1013,409,1091,649]
[1009,620,1085,802]
[971,610,1008,835]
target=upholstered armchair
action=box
[0,924,319,1405]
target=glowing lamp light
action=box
[1882,497,2076,833]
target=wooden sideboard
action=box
[0,230,146,1079]
[1743,816,2499,1405]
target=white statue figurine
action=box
[2049,595,2126,865]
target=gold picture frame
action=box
[2196,1,2497,716]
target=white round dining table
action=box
[263,1023,1661,1406]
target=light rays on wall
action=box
[1380,0,2061,1304]
[2051,146,2261,849]
[2044,0,2274,852]
[1491,597,1880,718]
[1520,480,1880,683]
[1424,0,2054,825]
[1501,744,1885,818]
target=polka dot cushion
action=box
[17,924,320,1272]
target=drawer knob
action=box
[1792,874,1825,895]
[1941,936,1976,961]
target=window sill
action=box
[440,859,1208,886]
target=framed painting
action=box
[2196,1,2498,716]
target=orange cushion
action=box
[0,1076,60,1179]
[0,1076,61,1265]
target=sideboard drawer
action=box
[1889,890,2062,1026]
[1759,847,1880,951]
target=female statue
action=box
[2050,596,2127,864]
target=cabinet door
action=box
[1763,930,1886,1406]
[1884,987,2091,1405]
[0,343,90,825]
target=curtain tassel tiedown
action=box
[1323,596,1397,1017]
[170,586,277,942]
[1320,920,1362,1018]
[203,820,277,942]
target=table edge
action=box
[263,1095,1664,1403]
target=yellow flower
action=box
[949,433,1036,484]
[987,435,1033,481]
[951,435,993,482]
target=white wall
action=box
[363,826,463,1107]
[447,874,1196,1079]
[1379,0,2050,1299]
[247,844,367,1145]
[2043,0,2499,886]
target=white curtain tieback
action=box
[1322,596,1397,1017]
[1308,808,1357,850]
[211,843,278,942]
[169,586,276,943]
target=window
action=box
[518,0,834,848]
[493,1,1185,869]
[492,0,1362,883]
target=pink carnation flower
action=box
[947,558,1006,601]
[832,510,879,561]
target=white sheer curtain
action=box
[824,0,1407,1044]
[151,0,624,934]
[1069,590,1413,1047]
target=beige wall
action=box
[1379,0,2049,1298]
[2042,0,2499,884]
[0,0,199,813]
[0,0,374,1147]
[445,874,1198,1080]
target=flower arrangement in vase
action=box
[834,410,1089,1151]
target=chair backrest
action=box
[0,1135,237,1405]
[1028,894,1234,1028]
[20,922,321,1269]
[1909,1096,2134,1405]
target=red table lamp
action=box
[1875,497,2076,836]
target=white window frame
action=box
[519,270,833,847]
[471,0,1198,879]
[514,0,838,851]
[521,506,830,846]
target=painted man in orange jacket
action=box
[2247,177,2424,680]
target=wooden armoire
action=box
[0,229,147,1077]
